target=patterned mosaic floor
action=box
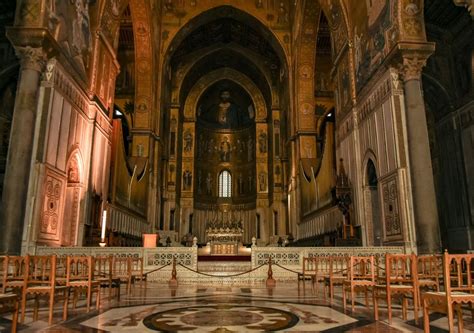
[2,283,474,332]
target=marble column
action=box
[401,55,441,254]
[0,46,46,254]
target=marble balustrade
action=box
[35,245,406,284]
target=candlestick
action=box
[101,209,107,241]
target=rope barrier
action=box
[143,262,171,276]
[177,262,267,278]
[273,263,303,275]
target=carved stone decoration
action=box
[399,55,428,81]
[43,58,57,82]
[390,68,402,90]
[40,173,64,239]
[14,46,47,72]
[381,176,402,238]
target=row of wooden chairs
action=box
[300,252,474,332]
[0,254,145,331]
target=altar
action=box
[205,219,243,255]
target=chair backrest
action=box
[130,257,143,275]
[94,256,112,278]
[25,255,57,287]
[112,256,130,277]
[347,256,375,283]
[66,256,93,284]
[418,254,441,281]
[302,257,318,275]
[385,253,418,286]
[329,256,349,277]
[2,256,27,289]
[443,252,474,294]
[55,256,68,281]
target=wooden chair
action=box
[2,256,27,295]
[20,255,69,325]
[93,256,118,300]
[342,256,376,312]
[374,253,419,325]
[0,293,19,333]
[130,257,146,292]
[299,257,318,293]
[111,257,131,299]
[324,256,349,303]
[65,256,100,316]
[423,252,474,333]
[417,254,442,306]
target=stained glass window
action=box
[218,170,232,198]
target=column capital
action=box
[14,46,47,72]
[399,55,428,82]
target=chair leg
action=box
[413,290,419,325]
[20,291,27,324]
[365,288,369,308]
[330,281,334,304]
[387,292,392,325]
[33,296,39,321]
[11,299,18,333]
[96,286,100,310]
[63,288,71,320]
[447,300,455,333]
[87,287,92,312]
[63,289,69,321]
[342,286,347,311]
[48,292,54,325]
[457,303,464,333]
[373,289,378,321]
[351,286,355,312]
[402,296,408,320]
[423,298,430,333]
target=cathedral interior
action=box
[0,0,473,332]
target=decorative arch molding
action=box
[163,5,289,68]
[184,68,267,122]
[66,147,85,186]
[362,149,379,186]
[62,147,86,246]
[173,45,276,107]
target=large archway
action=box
[159,6,289,245]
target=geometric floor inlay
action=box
[143,304,299,331]
[79,294,359,332]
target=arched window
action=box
[218,170,232,198]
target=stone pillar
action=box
[401,54,441,254]
[0,46,46,254]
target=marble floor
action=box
[1,282,473,332]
